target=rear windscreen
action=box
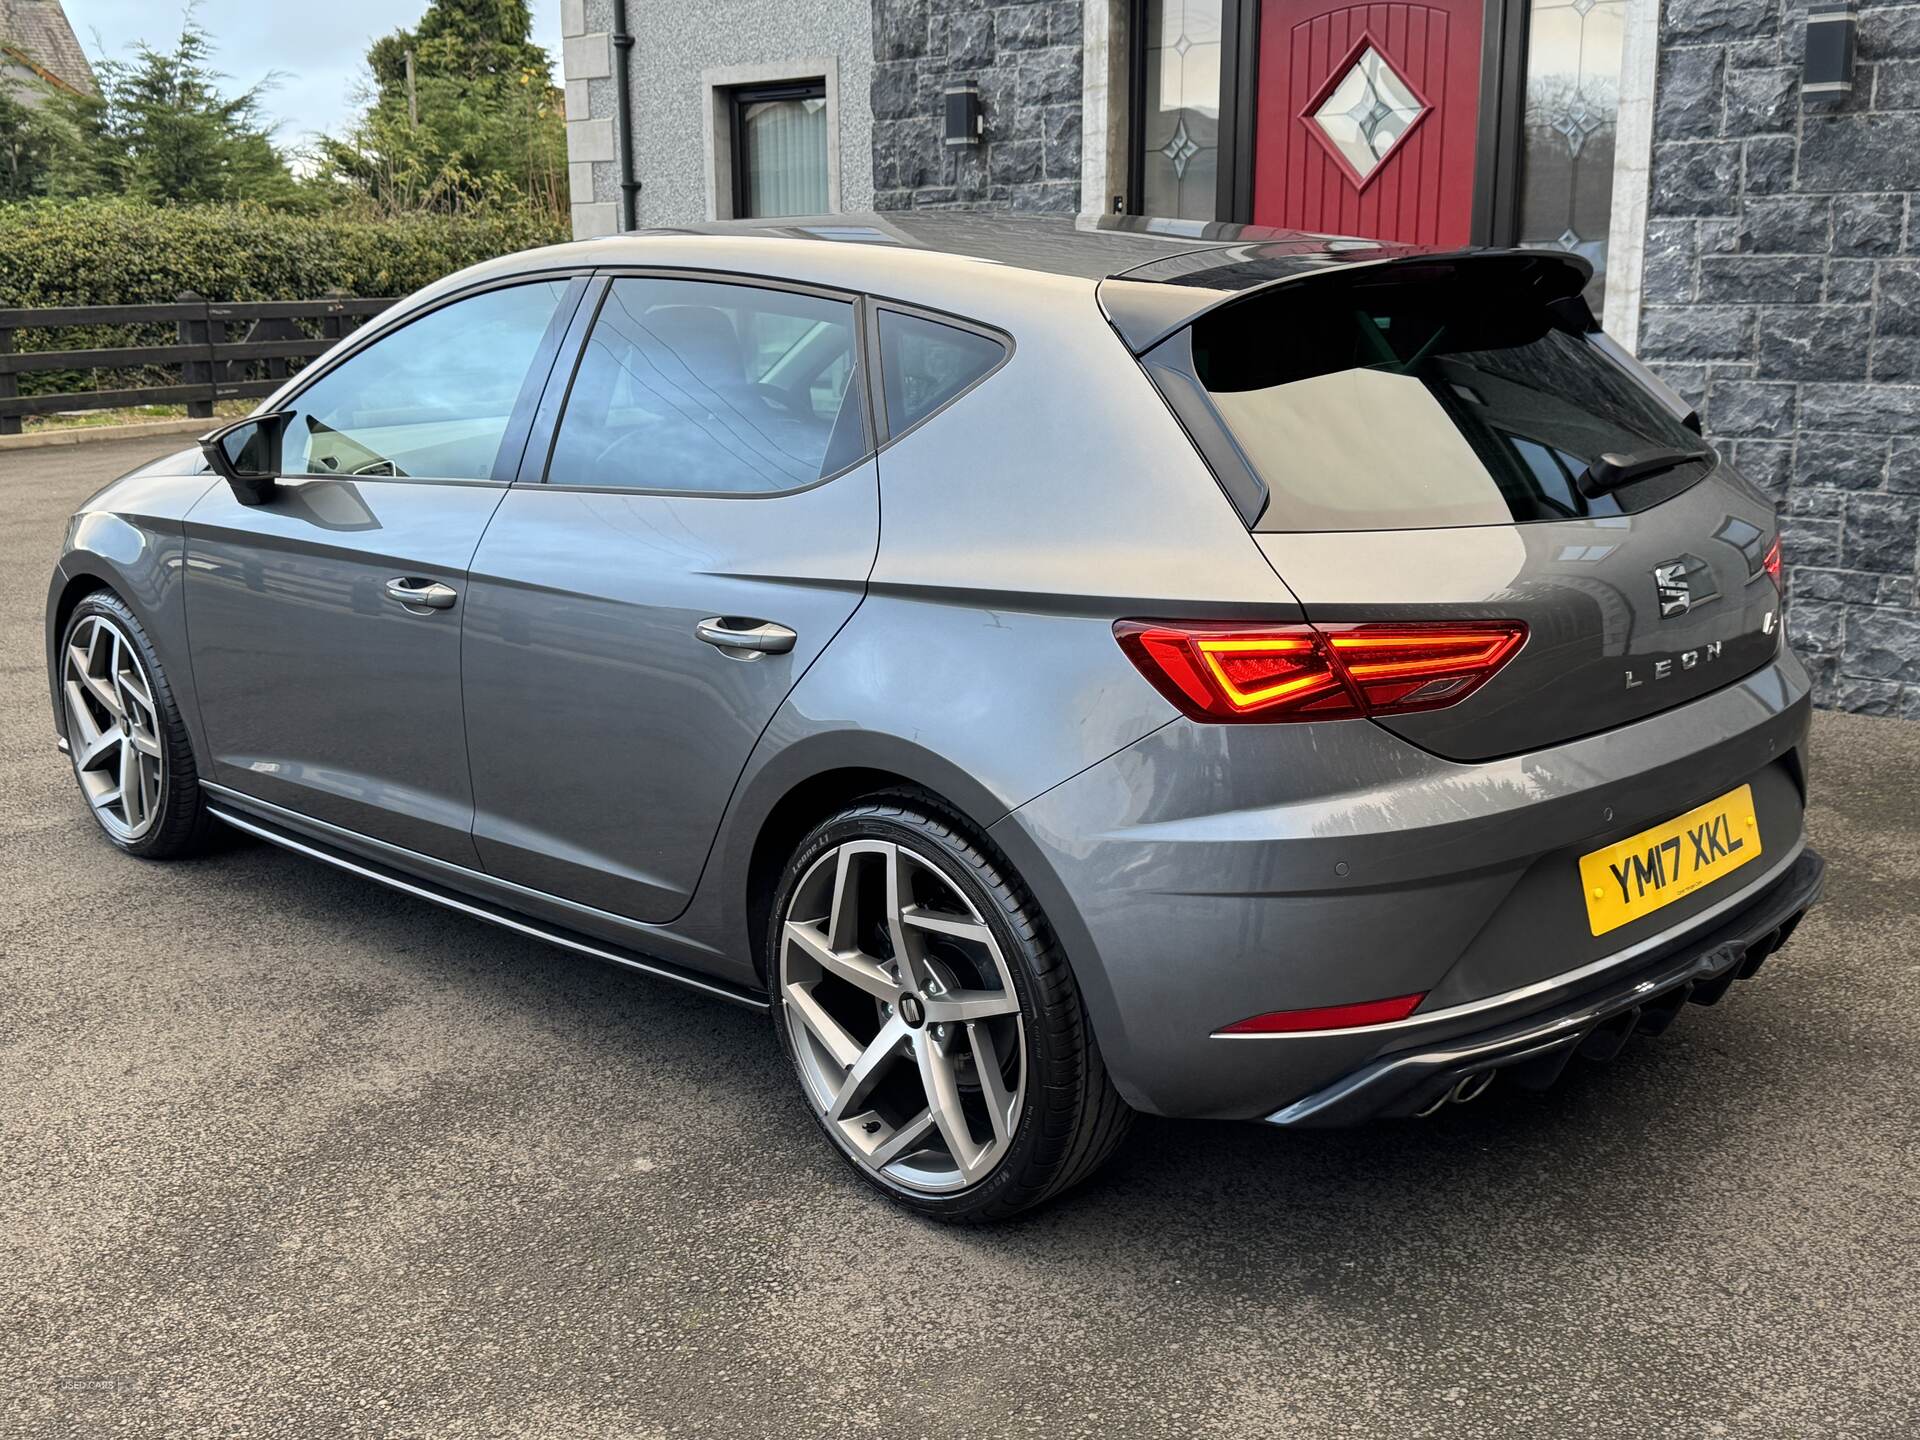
[1188,260,1712,532]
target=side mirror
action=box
[200,412,293,506]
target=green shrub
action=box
[0,197,568,308]
[0,198,568,401]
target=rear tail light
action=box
[1114,619,1527,723]
[1216,992,1427,1035]
[1763,532,1783,590]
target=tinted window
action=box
[546,277,864,492]
[1188,259,1711,532]
[878,310,1006,437]
[283,281,569,481]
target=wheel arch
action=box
[723,733,1030,987]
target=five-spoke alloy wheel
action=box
[771,800,1131,1222]
[59,591,213,859]
[63,611,167,842]
[780,836,1028,1194]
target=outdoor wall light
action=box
[944,83,983,147]
[1802,1,1858,103]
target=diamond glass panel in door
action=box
[1517,0,1625,309]
[1310,46,1427,182]
[740,90,829,218]
[1141,0,1223,220]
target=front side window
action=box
[281,281,570,481]
[732,81,829,218]
[877,310,1007,438]
[1188,258,1709,532]
[545,277,864,493]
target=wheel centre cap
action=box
[898,993,926,1028]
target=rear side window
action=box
[877,309,1006,438]
[546,276,866,493]
[1187,259,1711,532]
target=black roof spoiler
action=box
[1096,243,1597,355]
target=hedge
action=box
[0,199,570,403]
[0,198,568,308]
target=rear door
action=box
[1163,254,1784,761]
[184,277,582,863]
[460,273,877,922]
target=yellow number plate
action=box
[1579,784,1761,937]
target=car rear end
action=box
[992,247,1823,1124]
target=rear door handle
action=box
[386,578,458,611]
[694,616,797,657]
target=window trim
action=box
[526,267,880,500]
[249,270,592,488]
[728,78,830,221]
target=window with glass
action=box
[1138,0,1224,220]
[1517,0,1627,309]
[276,281,570,480]
[1188,259,1711,532]
[876,310,1008,439]
[545,277,864,493]
[731,80,830,218]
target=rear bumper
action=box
[1265,847,1824,1126]
[990,652,1814,1120]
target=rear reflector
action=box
[1115,619,1526,722]
[1217,992,1427,1035]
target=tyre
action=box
[58,590,215,859]
[769,796,1132,1222]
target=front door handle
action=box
[386,578,458,612]
[694,616,797,657]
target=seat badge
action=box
[1654,560,1692,617]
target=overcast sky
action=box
[62,1,565,156]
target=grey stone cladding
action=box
[870,0,1084,212]
[1641,0,1920,718]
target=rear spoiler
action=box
[1096,246,1597,355]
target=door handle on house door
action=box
[694,617,797,657]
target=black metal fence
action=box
[0,292,397,435]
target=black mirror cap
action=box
[199,412,291,506]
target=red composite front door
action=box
[1253,0,1485,245]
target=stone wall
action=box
[1639,0,1920,718]
[870,0,1084,211]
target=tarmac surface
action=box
[4,437,1918,1437]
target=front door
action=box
[462,274,877,924]
[1253,0,1485,244]
[184,278,580,864]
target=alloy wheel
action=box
[63,613,166,842]
[779,838,1027,1194]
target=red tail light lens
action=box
[1763,533,1783,589]
[1216,992,1427,1035]
[1115,619,1527,723]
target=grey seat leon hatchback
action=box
[46,214,1824,1221]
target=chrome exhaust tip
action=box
[1452,1070,1495,1105]
[1416,1069,1496,1117]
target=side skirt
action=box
[203,790,769,1012]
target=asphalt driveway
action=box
[4,436,1918,1438]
